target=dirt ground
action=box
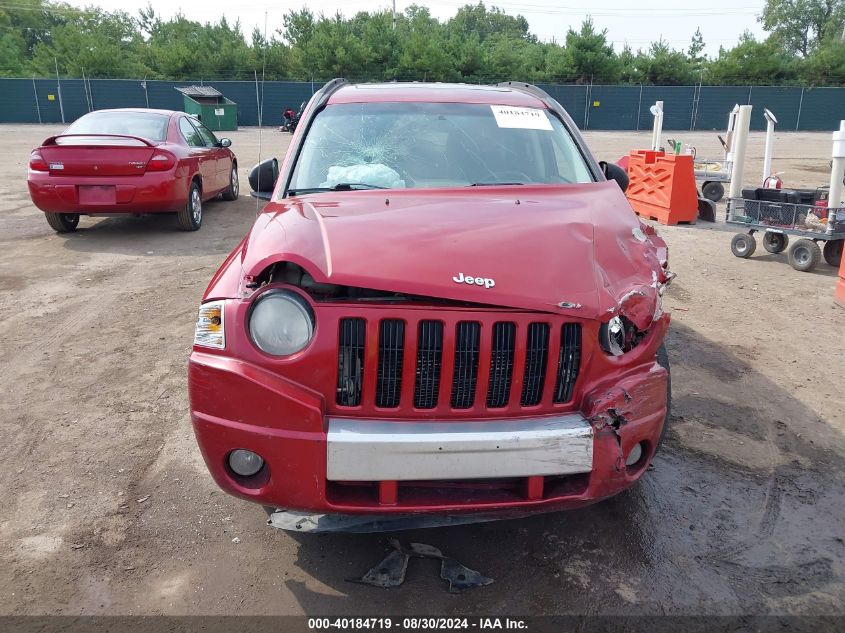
[1,124,843,618]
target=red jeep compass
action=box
[189,80,674,530]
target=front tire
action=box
[45,213,79,233]
[177,181,202,231]
[222,165,239,201]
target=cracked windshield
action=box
[288,102,593,193]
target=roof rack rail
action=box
[495,81,554,104]
[314,78,348,109]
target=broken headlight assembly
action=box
[194,300,225,349]
[248,290,315,356]
[599,315,647,356]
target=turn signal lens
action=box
[194,301,225,349]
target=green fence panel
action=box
[747,86,801,131]
[3,79,845,131]
[145,81,184,111]
[583,85,642,130]
[693,86,748,131]
[639,86,696,131]
[89,79,150,111]
[0,79,42,123]
[798,88,845,131]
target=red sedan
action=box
[27,108,239,232]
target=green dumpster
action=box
[175,85,237,131]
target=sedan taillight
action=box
[146,151,176,172]
[29,150,49,172]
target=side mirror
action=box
[248,158,279,200]
[600,161,629,193]
[219,138,232,148]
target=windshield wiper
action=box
[469,182,524,187]
[288,182,387,196]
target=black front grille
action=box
[553,323,581,403]
[414,320,443,409]
[451,321,481,409]
[336,316,582,410]
[376,319,405,408]
[487,322,516,408]
[520,323,550,406]
[337,318,365,406]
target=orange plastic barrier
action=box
[835,252,845,308]
[624,150,699,225]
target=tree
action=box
[760,0,845,56]
[30,7,148,78]
[708,32,798,84]
[7,0,845,87]
[561,17,620,83]
[637,39,696,85]
[393,6,455,81]
[802,35,845,83]
[688,27,707,76]
[448,2,531,42]
[617,45,641,84]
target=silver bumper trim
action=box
[326,414,593,482]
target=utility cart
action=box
[693,105,743,203]
[727,187,845,272]
[695,157,732,202]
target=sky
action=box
[66,0,769,56]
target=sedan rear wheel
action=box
[177,181,202,231]
[222,165,239,201]
[45,213,79,233]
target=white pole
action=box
[650,100,663,151]
[728,105,753,204]
[828,121,845,208]
[762,109,778,184]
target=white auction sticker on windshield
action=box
[490,105,553,130]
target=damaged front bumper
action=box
[189,317,669,525]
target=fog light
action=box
[625,442,644,467]
[228,449,264,477]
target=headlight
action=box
[599,315,645,356]
[194,300,225,349]
[248,290,315,356]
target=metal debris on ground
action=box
[349,539,493,593]
[348,549,410,588]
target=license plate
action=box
[78,185,116,205]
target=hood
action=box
[218,182,669,325]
